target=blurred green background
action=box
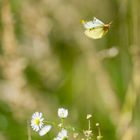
[0,0,140,140]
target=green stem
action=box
[27,120,31,140]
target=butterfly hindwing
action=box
[84,27,106,39]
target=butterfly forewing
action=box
[92,17,104,26]
[82,18,104,29]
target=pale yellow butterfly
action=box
[81,17,111,39]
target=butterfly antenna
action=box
[109,21,113,26]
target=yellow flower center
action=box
[34,118,40,125]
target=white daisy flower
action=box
[54,129,68,140]
[39,125,52,136]
[31,112,44,132]
[58,108,68,119]
[86,114,92,119]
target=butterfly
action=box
[81,17,111,39]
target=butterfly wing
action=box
[83,21,96,29]
[92,17,104,26]
[84,27,108,39]
[82,17,104,29]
